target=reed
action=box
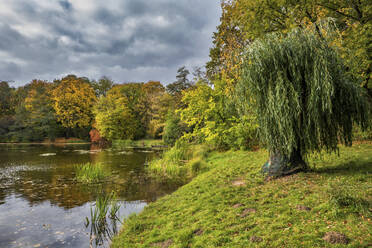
[109,193,121,220]
[75,162,109,183]
[85,192,122,246]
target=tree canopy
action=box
[237,29,369,176]
[208,0,372,98]
[52,75,97,129]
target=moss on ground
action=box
[111,144,372,248]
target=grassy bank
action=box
[112,139,165,149]
[147,142,210,182]
[111,143,372,247]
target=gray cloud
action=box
[0,0,221,86]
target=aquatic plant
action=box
[109,193,121,220]
[75,162,109,183]
[85,192,122,247]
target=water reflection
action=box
[0,144,181,247]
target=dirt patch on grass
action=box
[296,205,311,211]
[240,208,257,217]
[232,203,244,208]
[193,229,204,236]
[250,236,263,243]
[323,232,349,244]
[352,140,372,145]
[151,239,173,248]
[276,174,299,182]
[232,179,246,187]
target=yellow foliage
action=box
[52,76,97,128]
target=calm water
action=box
[0,144,180,248]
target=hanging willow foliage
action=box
[237,29,369,163]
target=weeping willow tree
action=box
[237,29,369,177]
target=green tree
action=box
[163,111,188,146]
[0,81,14,117]
[180,80,258,150]
[24,80,61,140]
[91,76,114,97]
[120,83,147,139]
[93,88,137,140]
[237,29,369,177]
[166,67,194,106]
[0,81,15,141]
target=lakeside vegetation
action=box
[112,144,372,248]
[75,162,110,183]
[0,0,371,247]
[147,141,210,182]
[85,192,122,247]
[111,1,371,247]
[112,139,165,149]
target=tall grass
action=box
[75,162,109,183]
[112,139,165,149]
[148,140,210,180]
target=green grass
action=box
[112,139,165,149]
[112,143,372,247]
[147,141,210,181]
[75,162,110,183]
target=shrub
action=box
[163,112,188,146]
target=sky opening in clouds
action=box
[0,0,221,86]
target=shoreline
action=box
[111,143,372,247]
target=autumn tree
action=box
[237,29,369,177]
[208,0,372,97]
[142,81,167,138]
[52,75,97,131]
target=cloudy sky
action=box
[0,0,221,86]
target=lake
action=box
[0,144,180,248]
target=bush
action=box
[163,111,188,146]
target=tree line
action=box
[0,0,370,153]
[0,67,197,144]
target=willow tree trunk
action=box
[262,148,307,177]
